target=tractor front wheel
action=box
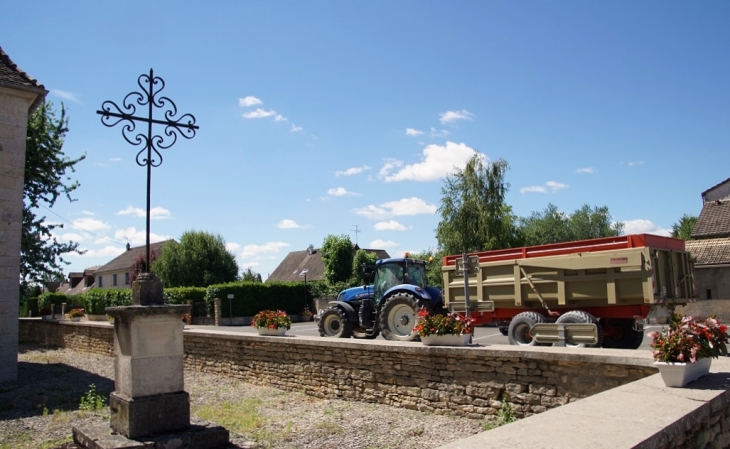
[379,293,420,342]
[318,307,353,338]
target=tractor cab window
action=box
[406,265,426,289]
[374,263,404,303]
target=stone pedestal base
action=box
[73,419,230,449]
[110,391,190,439]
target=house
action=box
[57,267,99,295]
[0,46,48,382]
[267,244,391,282]
[685,178,730,300]
[93,240,172,289]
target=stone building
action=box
[0,47,47,383]
[686,178,730,300]
[267,244,390,282]
[93,240,171,289]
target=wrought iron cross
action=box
[97,69,199,272]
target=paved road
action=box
[190,321,663,350]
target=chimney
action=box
[307,244,315,255]
[126,242,131,251]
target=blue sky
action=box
[3,2,729,280]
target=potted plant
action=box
[181,314,192,326]
[301,308,314,322]
[68,308,86,322]
[40,306,53,320]
[413,308,475,346]
[648,313,728,387]
[251,310,292,336]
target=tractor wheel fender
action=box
[331,301,358,322]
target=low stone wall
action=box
[18,319,655,420]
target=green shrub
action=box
[205,281,309,318]
[37,292,72,310]
[84,289,132,314]
[164,287,207,305]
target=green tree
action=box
[671,214,697,240]
[21,101,86,288]
[435,155,519,255]
[352,248,378,285]
[151,230,239,287]
[518,203,623,246]
[241,267,263,282]
[320,234,354,285]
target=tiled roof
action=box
[702,178,730,199]
[266,246,391,283]
[0,46,45,89]
[95,240,173,274]
[685,238,730,266]
[691,200,730,239]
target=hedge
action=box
[205,281,311,318]
[163,287,207,305]
[85,289,133,314]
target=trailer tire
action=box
[508,312,546,346]
[318,307,353,338]
[602,318,643,349]
[353,326,380,340]
[498,326,508,336]
[555,310,603,348]
[379,293,420,342]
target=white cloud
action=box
[226,242,242,252]
[439,109,474,124]
[242,108,277,119]
[77,245,126,258]
[114,227,171,246]
[628,161,644,167]
[374,220,408,231]
[370,239,398,248]
[520,186,548,194]
[354,197,437,220]
[117,205,172,220]
[576,167,597,174]
[377,159,404,179]
[429,128,450,138]
[60,232,87,242]
[327,187,360,196]
[72,217,110,232]
[335,165,371,177]
[274,114,287,122]
[546,181,568,192]
[239,96,263,107]
[406,128,424,136]
[239,241,290,259]
[81,210,95,216]
[290,124,303,132]
[520,181,569,194]
[110,158,121,163]
[622,219,671,236]
[382,141,479,182]
[277,219,311,229]
[50,89,81,103]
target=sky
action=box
[2,1,729,281]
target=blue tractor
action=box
[317,257,444,341]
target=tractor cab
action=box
[372,258,428,305]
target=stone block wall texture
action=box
[0,88,37,383]
[18,320,655,420]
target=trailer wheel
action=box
[353,326,380,340]
[508,312,546,346]
[601,318,643,349]
[498,326,508,336]
[555,310,603,348]
[379,293,419,342]
[318,307,353,338]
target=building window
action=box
[707,289,712,300]
[98,276,103,288]
[125,272,130,285]
[113,274,118,286]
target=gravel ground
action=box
[1,345,484,448]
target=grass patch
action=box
[194,398,265,434]
[314,421,344,436]
[483,398,517,431]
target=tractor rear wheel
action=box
[379,293,419,341]
[318,307,353,338]
[507,311,546,346]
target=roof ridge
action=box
[0,46,46,89]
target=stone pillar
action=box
[0,86,41,384]
[214,298,221,326]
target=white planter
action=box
[257,327,287,336]
[70,317,82,322]
[654,358,712,387]
[420,333,472,346]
